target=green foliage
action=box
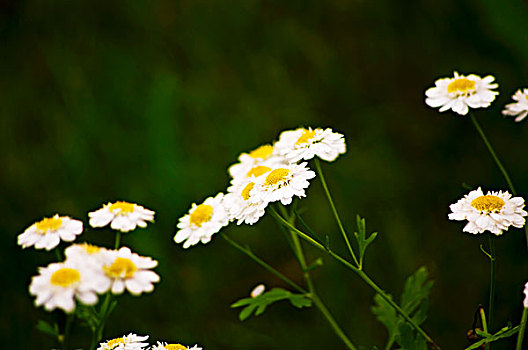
[353,216,378,268]
[465,324,519,350]
[36,320,59,339]
[75,305,98,332]
[231,288,312,321]
[371,266,433,349]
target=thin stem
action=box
[89,293,113,350]
[469,114,516,194]
[114,232,121,250]
[487,236,496,333]
[55,248,63,262]
[221,233,306,294]
[314,158,360,267]
[271,208,440,349]
[61,313,73,350]
[516,307,528,350]
[479,306,489,350]
[282,210,356,350]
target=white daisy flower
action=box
[274,127,346,162]
[100,247,160,295]
[89,201,155,232]
[29,261,103,313]
[502,88,528,122]
[425,71,499,115]
[65,243,108,270]
[18,214,83,251]
[251,163,316,206]
[448,187,527,235]
[150,342,203,350]
[224,181,268,225]
[250,284,266,298]
[98,333,149,350]
[524,281,528,308]
[228,144,287,179]
[174,193,229,248]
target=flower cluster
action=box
[98,334,203,350]
[174,127,346,249]
[29,243,159,313]
[18,201,159,313]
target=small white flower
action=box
[98,333,149,350]
[228,144,286,179]
[65,243,108,270]
[425,71,498,115]
[502,88,528,122]
[18,214,83,251]
[274,127,346,162]
[89,201,155,232]
[100,247,160,295]
[251,163,316,206]
[174,193,229,248]
[224,182,268,225]
[448,187,527,235]
[150,341,203,350]
[29,261,103,313]
[524,282,528,308]
[250,284,266,298]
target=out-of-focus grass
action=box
[2,0,528,348]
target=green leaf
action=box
[371,266,433,349]
[464,324,519,350]
[231,288,312,321]
[401,266,434,319]
[36,320,59,338]
[353,215,378,266]
[371,294,398,346]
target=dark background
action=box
[2,0,528,348]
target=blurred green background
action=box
[3,0,528,348]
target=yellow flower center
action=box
[248,145,273,159]
[190,204,213,227]
[106,338,125,349]
[165,345,187,350]
[50,268,81,287]
[246,166,271,178]
[36,216,62,233]
[265,168,290,186]
[296,129,317,145]
[447,78,476,94]
[105,257,137,279]
[107,201,135,215]
[471,195,505,213]
[80,243,101,254]
[241,182,255,201]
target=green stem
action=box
[488,236,496,332]
[314,158,360,267]
[89,293,112,350]
[479,306,489,350]
[271,208,440,349]
[220,233,306,294]
[114,232,121,250]
[60,313,73,350]
[516,307,528,350]
[283,211,356,350]
[55,248,63,262]
[469,114,528,248]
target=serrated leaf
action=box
[401,267,434,316]
[397,323,427,350]
[353,215,378,266]
[231,288,312,321]
[36,320,59,338]
[371,294,398,345]
[372,266,433,349]
[464,325,519,350]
